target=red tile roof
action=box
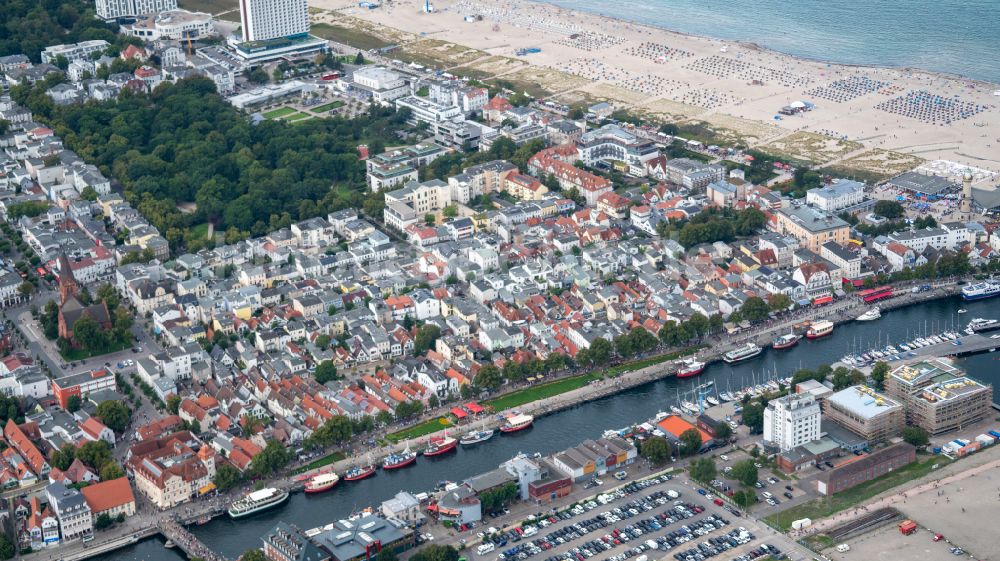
[80,477,135,513]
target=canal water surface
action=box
[100,295,1000,561]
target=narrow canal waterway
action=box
[102,295,1000,561]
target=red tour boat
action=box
[304,472,339,494]
[500,413,534,433]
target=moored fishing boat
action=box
[343,463,376,482]
[382,448,417,470]
[459,428,495,446]
[675,358,706,378]
[422,435,458,457]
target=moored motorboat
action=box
[459,428,495,446]
[856,307,881,321]
[771,332,801,350]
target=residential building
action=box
[96,0,177,19]
[824,385,905,444]
[527,146,611,206]
[820,241,861,281]
[661,158,725,190]
[80,477,137,519]
[886,359,992,435]
[127,431,216,509]
[773,205,851,252]
[41,41,110,65]
[762,393,821,452]
[45,482,93,542]
[806,180,866,212]
[575,124,660,177]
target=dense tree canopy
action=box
[639,435,672,465]
[13,77,409,250]
[0,0,120,63]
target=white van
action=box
[762,491,773,499]
[836,544,850,553]
[477,543,495,555]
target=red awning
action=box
[464,402,484,413]
[812,295,833,305]
[450,407,468,419]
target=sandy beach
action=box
[310,0,1000,180]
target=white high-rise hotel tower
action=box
[239,0,310,42]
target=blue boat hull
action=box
[962,291,1000,301]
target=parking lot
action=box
[706,451,812,514]
[467,474,807,561]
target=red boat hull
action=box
[500,422,532,433]
[676,366,705,378]
[383,456,417,470]
[305,481,338,494]
[343,467,376,481]
[772,340,799,349]
[806,331,831,339]
[423,440,458,456]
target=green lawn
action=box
[386,417,454,443]
[59,339,131,361]
[311,23,392,51]
[190,223,210,240]
[283,112,312,121]
[486,372,603,412]
[293,451,345,474]
[263,107,297,119]
[486,346,708,412]
[313,100,345,113]
[764,455,950,531]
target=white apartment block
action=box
[239,0,309,42]
[383,179,452,230]
[805,179,866,212]
[40,41,110,65]
[96,0,177,19]
[884,222,975,253]
[763,393,820,451]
